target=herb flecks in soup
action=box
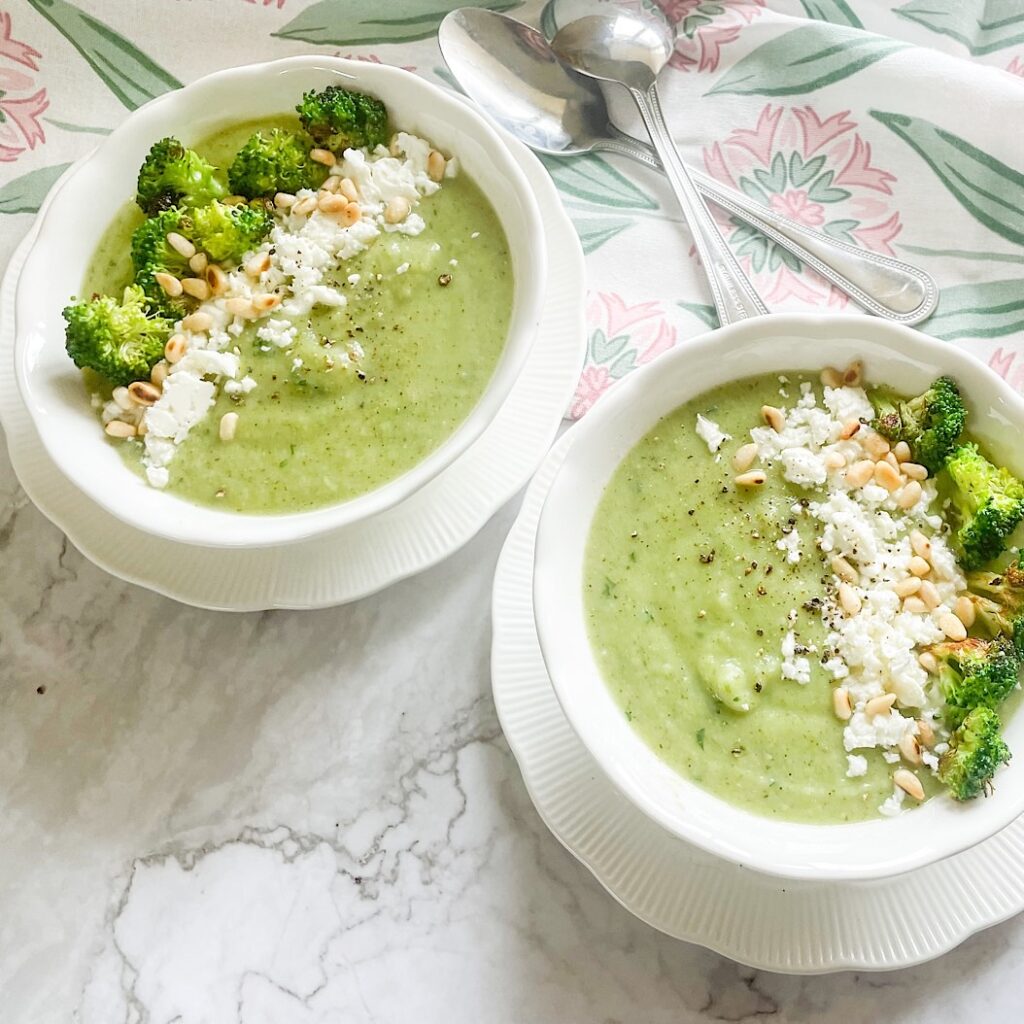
[585,367,1020,823]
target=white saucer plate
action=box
[492,432,1024,974]
[0,140,585,610]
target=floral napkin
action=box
[1,0,1022,421]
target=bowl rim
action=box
[532,311,1024,882]
[14,55,545,548]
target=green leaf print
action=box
[753,153,788,195]
[788,152,827,188]
[707,24,907,97]
[871,110,1024,247]
[922,280,1024,342]
[798,0,863,29]
[27,0,181,110]
[590,329,629,363]
[806,169,850,204]
[894,0,1024,56]
[609,349,638,379]
[571,216,634,254]
[540,1,559,41]
[678,301,720,331]
[0,163,73,214]
[274,0,522,46]
[539,153,658,210]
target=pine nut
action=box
[903,596,928,614]
[136,418,148,437]
[902,462,928,480]
[885,451,901,470]
[252,293,281,313]
[731,442,758,472]
[843,360,863,386]
[150,360,168,387]
[274,191,296,209]
[893,441,912,463]
[127,380,160,406]
[318,192,349,213]
[866,693,897,717]
[899,732,923,765]
[939,612,968,641]
[181,277,210,301]
[918,580,941,610]
[292,195,317,216]
[898,480,923,509]
[225,297,255,318]
[839,419,861,440]
[166,231,195,259]
[384,196,411,224]
[338,177,359,202]
[838,582,862,615]
[181,311,213,333]
[219,411,239,441]
[910,530,932,560]
[205,264,228,296]
[955,595,976,628]
[164,334,187,363]
[824,450,846,470]
[918,651,938,674]
[833,687,853,721]
[820,367,843,388]
[334,201,361,227]
[917,718,936,745]
[895,576,922,598]
[909,556,931,577]
[875,460,902,491]
[105,420,136,438]
[320,175,341,193]
[761,405,785,432]
[111,385,132,411]
[427,149,446,181]
[831,555,859,584]
[154,271,182,297]
[310,147,335,166]
[189,252,208,274]
[389,136,402,157]
[734,470,766,487]
[864,432,891,459]
[845,459,875,488]
[245,252,272,277]
[894,768,925,801]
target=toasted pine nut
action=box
[833,687,853,721]
[292,195,317,216]
[918,651,938,674]
[918,580,941,610]
[955,595,976,628]
[839,419,861,440]
[252,293,281,313]
[820,367,843,388]
[885,451,901,471]
[225,296,255,318]
[150,360,168,387]
[843,360,863,386]
[894,768,925,801]
[910,530,932,560]
[205,264,228,296]
[127,380,160,406]
[899,732,923,765]
[893,441,912,463]
[318,192,349,214]
[335,201,361,227]
[909,556,931,578]
[838,582,862,615]
[866,693,897,717]
[181,277,210,301]
[245,252,272,277]
[824,450,846,470]
[154,271,182,297]
[917,718,936,745]
[831,555,859,585]
[761,405,785,432]
[427,149,446,181]
[105,419,136,438]
[219,411,239,441]
[898,480,923,509]
[845,459,875,488]
[903,596,928,614]
[166,231,195,259]
[181,311,214,333]
[734,470,766,487]
[895,577,922,598]
[164,334,187,364]
[111,385,132,411]
[338,177,359,202]
[939,612,968,641]
[320,175,341,194]
[310,147,335,166]
[274,191,296,209]
[136,418,148,437]
[875,460,902,491]
[189,251,208,274]
[384,196,411,224]
[731,442,758,473]
[902,462,928,480]
[864,432,891,459]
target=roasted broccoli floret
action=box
[188,200,272,263]
[130,207,194,316]
[227,128,329,198]
[136,136,227,215]
[966,560,1024,653]
[871,376,966,472]
[938,706,1011,800]
[930,635,1020,726]
[64,285,171,386]
[296,85,389,153]
[946,443,1024,570]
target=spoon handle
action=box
[598,129,937,325]
[628,84,768,325]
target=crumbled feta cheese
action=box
[776,528,801,564]
[695,413,730,453]
[781,631,811,684]
[395,262,410,275]
[846,754,868,778]
[879,786,906,817]
[223,375,257,397]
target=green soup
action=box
[84,118,513,513]
[583,372,943,825]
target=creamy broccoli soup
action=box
[79,112,513,513]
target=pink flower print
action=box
[0,12,48,163]
[571,365,613,419]
[1006,55,1024,77]
[0,88,47,149]
[594,293,664,338]
[769,189,825,227]
[723,105,783,167]
[0,12,40,71]
[851,212,901,256]
[989,349,1024,393]
[242,0,287,8]
[654,0,764,73]
[793,106,855,157]
[636,319,677,365]
[834,136,895,194]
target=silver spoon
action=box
[438,7,938,325]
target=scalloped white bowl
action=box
[533,313,1024,882]
[14,57,545,548]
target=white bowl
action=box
[14,57,545,548]
[533,313,1024,882]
